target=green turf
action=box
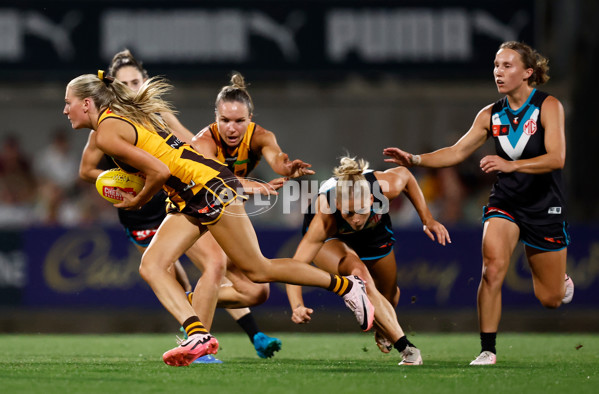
[0,333,597,393]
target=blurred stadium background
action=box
[0,0,597,334]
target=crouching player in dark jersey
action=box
[287,156,451,365]
[384,41,573,366]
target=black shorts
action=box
[336,236,395,261]
[482,205,570,251]
[167,175,246,225]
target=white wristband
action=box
[410,154,421,166]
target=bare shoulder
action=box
[252,124,275,141]
[191,125,217,155]
[192,125,213,141]
[476,103,494,122]
[542,95,564,112]
[251,123,277,150]
[377,167,410,180]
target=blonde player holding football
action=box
[79,49,282,362]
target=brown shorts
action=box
[167,175,247,225]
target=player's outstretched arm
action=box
[255,126,315,178]
[379,167,451,246]
[384,105,492,169]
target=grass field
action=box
[1,332,597,394]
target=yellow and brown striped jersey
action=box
[208,122,261,177]
[97,108,229,212]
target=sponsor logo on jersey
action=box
[524,119,537,135]
[548,207,562,214]
[492,125,510,137]
[513,116,519,124]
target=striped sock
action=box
[183,316,208,337]
[327,274,353,296]
[186,291,193,305]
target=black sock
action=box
[236,312,260,343]
[182,316,207,337]
[480,332,497,354]
[327,274,353,296]
[393,335,410,353]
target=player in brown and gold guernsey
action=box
[79,50,281,361]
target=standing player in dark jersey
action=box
[287,156,450,365]
[79,50,282,361]
[383,41,574,366]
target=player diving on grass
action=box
[287,156,451,365]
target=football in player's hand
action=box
[95,168,145,204]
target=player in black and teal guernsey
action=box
[384,41,574,366]
[288,156,451,365]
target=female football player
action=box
[384,41,573,365]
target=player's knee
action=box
[537,292,562,309]
[138,254,157,283]
[481,259,507,285]
[202,260,227,282]
[247,283,270,306]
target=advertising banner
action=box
[20,225,599,309]
[0,1,535,81]
[0,230,25,305]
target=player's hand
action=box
[281,154,315,178]
[113,189,144,210]
[383,147,413,167]
[291,305,314,324]
[245,179,281,196]
[267,177,289,192]
[480,155,516,173]
[422,219,451,246]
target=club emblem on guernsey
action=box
[524,119,537,135]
